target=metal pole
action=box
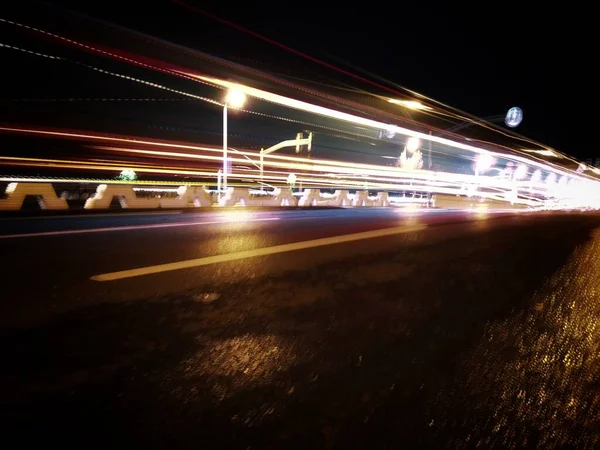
[428,131,432,169]
[217,169,222,196]
[260,150,264,193]
[222,104,228,196]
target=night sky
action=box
[1,1,593,158]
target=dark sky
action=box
[1,1,594,158]
[186,2,590,157]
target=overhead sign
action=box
[505,107,523,128]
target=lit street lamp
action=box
[405,136,421,153]
[397,137,423,171]
[222,88,247,195]
[287,173,297,190]
[475,152,495,176]
[514,163,528,180]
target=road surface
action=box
[1,208,600,449]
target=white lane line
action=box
[0,217,280,239]
[0,210,184,221]
[91,224,426,281]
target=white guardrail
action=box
[0,182,530,211]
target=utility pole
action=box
[260,132,312,191]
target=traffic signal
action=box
[295,132,312,155]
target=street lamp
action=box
[405,136,421,153]
[397,137,423,171]
[222,87,247,195]
[514,163,528,180]
[475,152,495,176]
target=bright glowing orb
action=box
[405,137,421,153]
[225,88,247,108]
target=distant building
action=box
[585,158,593,166]
[595,158,600,168]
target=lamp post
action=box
[259,132,312,192]
[222,88,247,196]
[397,136,422,171]
[405,136,421,153]
[475,152,495,177]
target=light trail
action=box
[185,74,600,186]
[0,28,589,185]
[1,16,422,149]
[1,122,599,209]
[1,23,599,209]
[3,149,597,208]
[169,1,576,163]
[0,17,578,174]
[0,14,427,132]
[0,125,591,192]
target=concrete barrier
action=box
[160,186,212,208]
[298,189,324,206]
[84,184,161,209]
[0,182,406,211]
[262,188,297,206]
[373,192,390,207]
[218,188,299,207]
[350,191,390,207]
[0,183,68,210]
[218,188,256,206]
[190,187,214,207]
[352,191,373,207]
[432,194,466,209]
[432,194,527,210]
[327,190,351,206]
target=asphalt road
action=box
[1,208,600,449]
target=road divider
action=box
[1,182,532,212]
[219,187,297,206]
[83,184,213,209]
[0,182,411,211]
[0,183,68,210]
